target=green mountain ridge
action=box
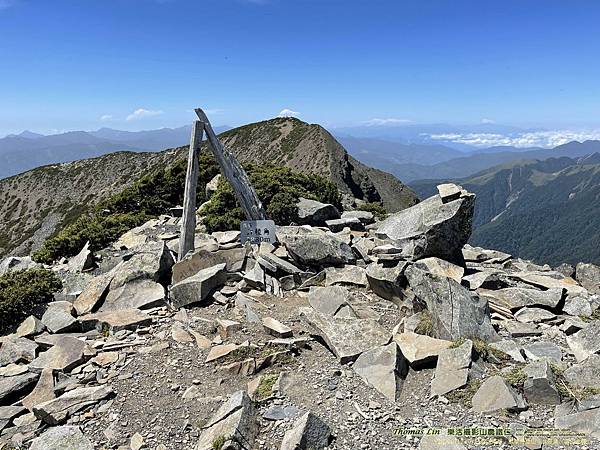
[410,155,600,265]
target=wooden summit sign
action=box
[178,108,270,260]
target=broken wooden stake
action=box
[178,108,268,260]
[195,108,267,221]
[178,120,204,261]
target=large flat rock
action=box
[29,336,87,372]
[33,385,114,425]
[277,226,355,267]
[80,308,152,333]
[169,263,227,308]
[405,266,498,341]
[353,342,407,401]
[300,307,389,363]
[99,279,165,311]
[29,425,94,450]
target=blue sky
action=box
[1,0,599,136]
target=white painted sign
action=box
[240,220,277,245]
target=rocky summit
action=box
[1,183,600,450]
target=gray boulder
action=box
[33,385,113,425]
[566,321,600,362]
[576,262,600,295]
[325,217,364,232]
[280,412,330,450]
[29,335,86,372]
[300,307,389,363]
[73,265,119,315]
[554,406,600,439]
[16,315,45,338]
[341,210,374,225]
[365,261,408,303]
[405,265,497,341]
[564,354,600,389]
[0,336,38,366]
[29,425,94,450]
[0,256,38,275]
[471,375,527,413]
[478,287,563,311]
[430,339,472,396]
[375,187,475,263]
[0,372,39,403]
[67,241,95,273]
[41,301,78,334]
[99,279,165,311]
[296,197,340,226]
[419,434,467,450]
[353,342,408,401]
[172,247,247,284]
[169,263,227,308]
[110,240,174,289]
[277,227,355,267]
[195,390,257,450]
[307,286,358,318]
[79,308,152,333]
[414,257,464,283]
[523,359,561,405]
[522,341,562,365]
[324,265,368,287]
[205,174,221,200]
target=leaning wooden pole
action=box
[195,108,267,221]
[178,120,204,261]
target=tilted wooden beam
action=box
[178,120,204,261]
[195,108,267,221]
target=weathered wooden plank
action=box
[195,108,267,221]
[178,120,204,261]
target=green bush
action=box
[0,269,62,333]
[31,152,342,262]
[357,202,387,220]
[202,164,342,233]
[33,152,221,264]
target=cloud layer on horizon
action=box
[427,130,600,148]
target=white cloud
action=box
[481,118,496,124]
[427,130,600,148]
[126,108,164,121]
[99,114,113,122]
[278,108,300,118]
[363,118,413,126]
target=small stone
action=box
[130,432,144,450]
[262,317,293,338]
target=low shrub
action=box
[357,202,388,220]
[0,269,62,333]
[33,152,220,264]
[202,164,342,233]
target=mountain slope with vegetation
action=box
[0,150,180,258]
[1,117,418,260]
[360,140,600,183]
[410,155,600,265]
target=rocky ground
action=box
[1,184,600,450]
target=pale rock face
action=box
[375,188,475,264]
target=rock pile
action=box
[0,183,599,449]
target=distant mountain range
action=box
[0,125,229,179]
[0,118,418,258]
[410,154,600,266]
[343,138,600,182]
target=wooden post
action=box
[178,120,204,261]
[195,108,267,221]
